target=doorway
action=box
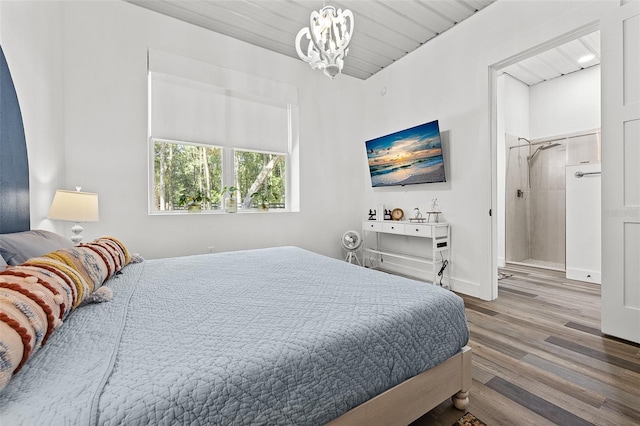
[490,23,602,299]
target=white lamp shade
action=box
[48,190,99,222]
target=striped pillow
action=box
[0,236,132,392]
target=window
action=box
[152,141,286,212]
[153,140,222,211]
[235,150,286,210]
[147,49,299,214]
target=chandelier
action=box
[295,4,354,79]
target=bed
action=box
[0,241,471,424]
[0,44,471,425]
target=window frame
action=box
[233,147,288,212]
[148,138,291,215]
[147,51,300,216]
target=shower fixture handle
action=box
[575,171,602,178]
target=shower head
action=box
[538,142,561,151]
[528,142,561,163]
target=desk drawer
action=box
[382,222,405,235]
[405,224,434,237]
[363,221,383,232]
[405,224,449,238]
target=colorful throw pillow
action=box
[0,273,64,389]
[0,236,133,392]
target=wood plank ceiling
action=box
[501,31,601,86]
[126,1,600,84]
[126,0,496,80]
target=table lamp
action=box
[48,187,99,243]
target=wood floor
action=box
[414,264,640,425]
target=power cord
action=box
[437,259,448,286]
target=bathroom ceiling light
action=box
[578,54,596,64]
[295,4,354,79]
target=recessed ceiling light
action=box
[578,54,595,63]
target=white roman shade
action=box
[148,49,298,153]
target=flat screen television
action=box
[366,120,446,187]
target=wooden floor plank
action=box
[545,335,640,373]
[601,398,640,425]
[473,344,607,409]
[522,353,640,412]
[485,376,595,426]
[471,345,626,425]
[413,264,640,425]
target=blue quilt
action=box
[0,246,469,425]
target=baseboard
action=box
[368,261,434,283]
[566,268,601,284]
[363,259,484,299]
[450,277,482,299]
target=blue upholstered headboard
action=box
[0,44,30,234]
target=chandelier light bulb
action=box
[295,5,354,79]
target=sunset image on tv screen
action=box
[366,120,445,187]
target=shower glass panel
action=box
[504,131,601,271]
[528,139,566,269]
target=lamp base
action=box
[70,223,84,244]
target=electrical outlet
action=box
[207,246,216,253]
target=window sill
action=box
[149,209,295,216]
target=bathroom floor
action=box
[507,259,565,272]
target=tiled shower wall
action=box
[528,141,567,265]
[505,131,601,267]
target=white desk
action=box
[362,220,450,287]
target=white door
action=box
[601,1,640,343]
[566,164,601,283]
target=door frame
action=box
[488,21,601,300]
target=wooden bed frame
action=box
[331,345,472,425]
[1,43,471,425]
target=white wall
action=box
[497,74,530,267]
[530,65,601,139]
[566,163,601,283]
[363,0,616,300]
[0,1,66,232]
[1,0,365,260]
[2,0,619,301]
